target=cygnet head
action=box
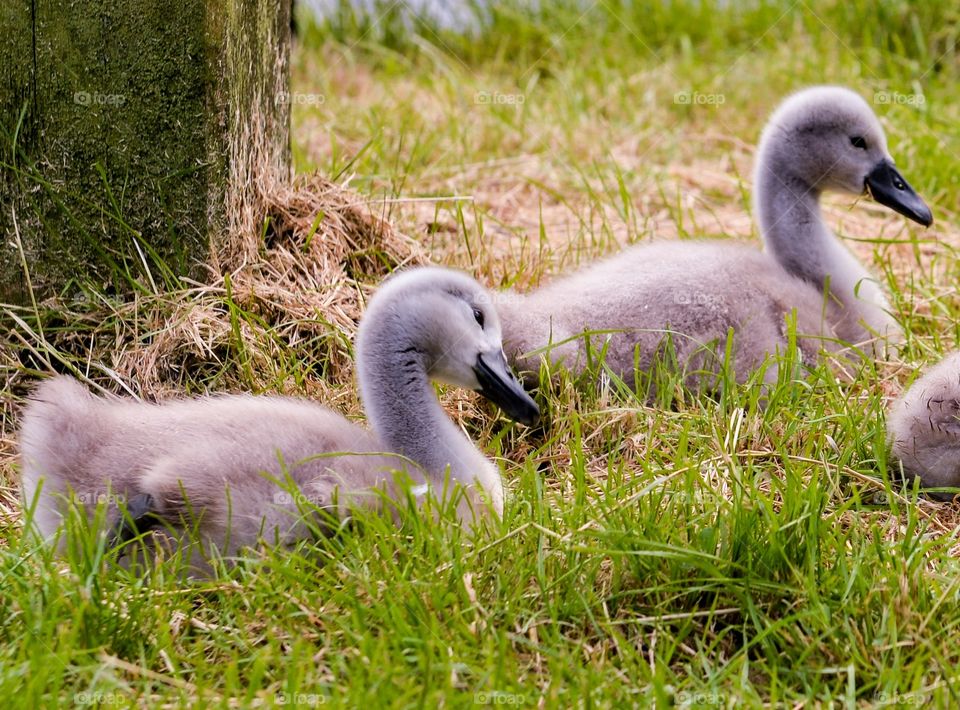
[357,266,540,426]
[756,86,932,226]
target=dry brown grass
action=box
[0,174,425,521]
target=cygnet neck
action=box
[755,149,896,345]
[356,315,502,506]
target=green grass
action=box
[4,0,960,706]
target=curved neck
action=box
[755,155,898,347]
[357,323,503,512]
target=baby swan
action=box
[887,352,960,500]
[499,86,932,388]
[19,267,539,562]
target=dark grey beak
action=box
[474,351,540,426]
[865,160,933,227]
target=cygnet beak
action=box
[473,351,540,426]
[865,160,933,227]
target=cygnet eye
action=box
[850,136,868,150]
[472,307,485,329]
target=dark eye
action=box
[472,308,484,329]
[850,136,867,150]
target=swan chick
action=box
[19,267,539,565]
[499,86,932,389]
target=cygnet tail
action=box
[19,376,101,540]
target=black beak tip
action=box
[899,199,934,228]
[865,161,934,228]
[473,353,541,427]
[480,383,540,427]
[517,401,540,428]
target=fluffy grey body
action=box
[21,382,400,555]
[499,241,839,389]
[19,267,539,566]
[500,86,932,387]
[887,352,960,499]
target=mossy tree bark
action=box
[0,0,291,304]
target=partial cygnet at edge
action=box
[888,352,960,500]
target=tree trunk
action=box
[0,0,291,304]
